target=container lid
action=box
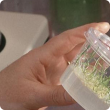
[85,28,110,65]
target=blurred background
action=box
[0,0,110,37]
[0,0,110,110]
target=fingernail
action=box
[95,22,110,33]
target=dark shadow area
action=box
[0,32,6,52]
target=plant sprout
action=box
[74,44,110,105]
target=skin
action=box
[0,22,109,110]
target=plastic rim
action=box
[85,27,110,66]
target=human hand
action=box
[0,22,109,110]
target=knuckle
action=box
[51,86,69,105]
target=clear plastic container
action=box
[60,28,110,110]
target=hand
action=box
[0,22,109,110]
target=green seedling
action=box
[74,44,110,105]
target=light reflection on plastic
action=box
[0,0,3,3]
[106,0,110,3]
[94,40,97,43]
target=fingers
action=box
[94,22,110,33]
[33,85,75,108]
[68,22,110,36]
[44,85,75,106]
[65,22,110,62]
[43,22,110,57]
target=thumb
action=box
[46,85,75,106]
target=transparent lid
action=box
[85,28,110,65]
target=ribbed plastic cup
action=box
[60,28,110,110]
